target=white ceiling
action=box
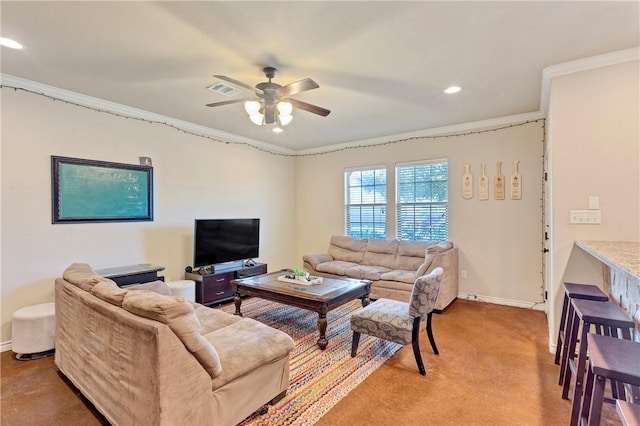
[1,1,639,151]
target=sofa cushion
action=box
[363,238,398,269]
[373,279,416,292]
[328,235,367,263]
[62,263,103,291]
[122,290,223,379]
[127,280,173,296]
[346,265,392,281]
[303,253,334,269]
[91,279,128,306]
[205,318,295,389]
[363,252,397,270]
[380,269,418,284]
[396,240,431,271]
[316,260,359,276]
[193,305,243,335]
[397,240,429,257]
[90,279,172,306]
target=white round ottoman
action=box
[12,302,56,360]
[167,280,196,302]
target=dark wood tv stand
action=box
[185,262,267,306]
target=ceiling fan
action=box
[206,67,330,128]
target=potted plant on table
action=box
[292,266,307,282]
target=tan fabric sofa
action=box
[55,263,294,426]
[303,235,458,311]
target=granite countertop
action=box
[575,241,640,281]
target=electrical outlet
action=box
[460,270,468,279]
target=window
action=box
[345,167,387,238]
[396,160,448,241]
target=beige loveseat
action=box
[55,263,294,426]
[303,235,458,311]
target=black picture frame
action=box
[51,156,153,224]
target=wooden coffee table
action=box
[232,271,371,350]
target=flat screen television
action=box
[193,218,260,268]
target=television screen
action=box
[193,219,260,268]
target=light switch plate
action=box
[570,210,601,224]
[588,196,599,210]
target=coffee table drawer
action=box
[203,272,234,303]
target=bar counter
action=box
[576,240,640,341]
[576,241,640,280]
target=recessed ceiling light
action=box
[0,37,23,49]
[272,127,284,134]
[444,86,462,94]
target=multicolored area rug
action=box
[220,297,401,426]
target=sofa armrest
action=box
[427,247,458,310]
[414,254,436,277]
[427,241,453,253]
[303,253,334,270]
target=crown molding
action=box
[8,45,636,159]
[298,47,640,156]
[540,47,640,116]
[0,74,296,156]
[296,111,545,156]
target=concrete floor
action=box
[1,299,623,426]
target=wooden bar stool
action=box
[555,283,608,381]
[560,299,634,426]
[579,334,640,426]
[616,400,640,426]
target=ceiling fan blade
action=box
[277,78,319,97]
[289,99,331,117]
[212,75,262,95]
[206,99,245,108]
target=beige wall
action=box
[3,57,634,349]
[295,121,544,306]
[547,59,640,348]
[0,88,296,343]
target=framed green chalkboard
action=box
[51,156,153,223]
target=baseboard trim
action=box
[457,293,546,311]
[1,341,13,353]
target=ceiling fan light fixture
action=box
[249,113,264,126]
[279,114,293,126]
[207,67,329,131]
[244,100,261,115]
[277,101,293,116]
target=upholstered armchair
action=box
[350,267,443,375]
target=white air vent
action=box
[207,82,241,97]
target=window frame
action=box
[344,165,387,239]
[395,158,449,242]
